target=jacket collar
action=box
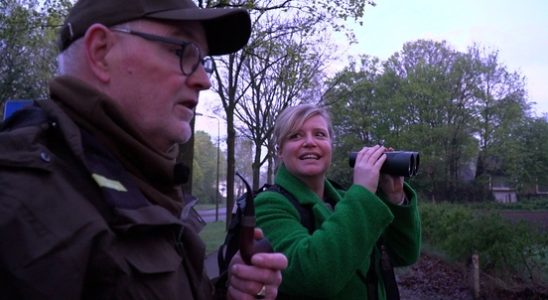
[49,76,184,215]
[274,164,343,206]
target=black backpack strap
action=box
[267,184,315,234]
[365,252,379,300]
[214,192,244,298]
[379,239,400,300]
[364,238,401,300]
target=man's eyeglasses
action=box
[110,28,214,76]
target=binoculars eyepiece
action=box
[349,151,420,177]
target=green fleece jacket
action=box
[255,164,421,300]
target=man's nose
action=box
[187,65,212,91]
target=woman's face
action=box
[278,115,332,182]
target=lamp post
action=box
[195,113,221,221]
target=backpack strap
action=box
[364,239,401,300]
[267,184,315,234]
[379,239,400,300]
[271,178,343,235]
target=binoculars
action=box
[348,151,420,177]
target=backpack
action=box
[213,175,400,300]
[213,172,312,299]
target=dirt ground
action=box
[397,252,471,300]
[498,210,548,231]
[397,253,548,300]
[397,210,548,300]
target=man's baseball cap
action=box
[58,0,251,55]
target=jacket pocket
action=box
[124,245,181,275]
[123,234,182,275]
[117,236,189,300]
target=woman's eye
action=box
[288,133,301,140]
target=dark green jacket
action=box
[255,165,421,300]
[0,77,212,299]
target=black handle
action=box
[236,172,273,265]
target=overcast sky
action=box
[336,0,548,115]
[196,0,548,137]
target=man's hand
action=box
[227,229,288,300]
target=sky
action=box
[335,0,548,115]
[196,0,548,138]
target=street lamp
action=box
[195,113,221,221]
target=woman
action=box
[255,104,421,299]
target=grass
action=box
[199,221,228,254]
[194,203,226,211]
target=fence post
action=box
[469,252,480,299]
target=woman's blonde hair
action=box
[273,103,334,152]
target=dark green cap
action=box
[59,0,251,55]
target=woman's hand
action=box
[352,145,387,193]
[227,229,288,300]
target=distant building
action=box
[489,176,517,203]
[491,186,518,203]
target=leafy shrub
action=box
[467,197,548,211]
[419,202,548,284]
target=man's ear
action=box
[83,24,116,83]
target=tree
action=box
[192,130,226,204]
[518,116,548,193]
[469,46,530,190]
[325,39,536,202]
[0,0,70,118]
[236,17,327,190]
[324,55,384,186]
[207,0,378,226]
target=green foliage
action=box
[517,118,548,192]
[1,0,70,115]
[199,221,227,254]
[193,131,225,204]
[420,202,548,284]
[466,197,548,211]
[325,40,547,202]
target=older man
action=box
[0,0,286,299]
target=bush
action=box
[420,202,548,284]
[467,197,548,211]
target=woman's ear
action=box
[83,24,116,83]
[276,144,283,158]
